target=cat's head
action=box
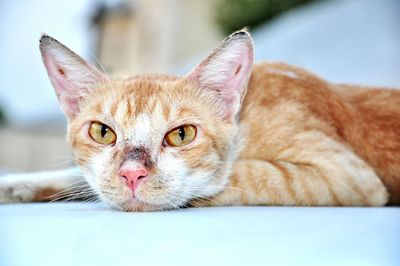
[39,31,254,211]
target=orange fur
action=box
[241,63,400,200]
[224,62,399,205]
[64,60,398,210]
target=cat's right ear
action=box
[39,35,104,119]
[187,30,254,122]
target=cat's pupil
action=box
[178,127,185,141]
[101,125,107,138]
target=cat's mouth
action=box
[97,176,187,211]
[101,191,173,212]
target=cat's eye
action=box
[88,121,117,145]
[165,125,197,147]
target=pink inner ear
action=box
[224,51,251,92]
[206,45,253,120]
[42,52,82,118]
[64,97,80,115]
[220,66,248,119]
[44,54,70,92]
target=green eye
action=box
[165,125,197,147]
[88,122,116,145]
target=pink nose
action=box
[118,168,149,191]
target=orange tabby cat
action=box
[0,30,399,211]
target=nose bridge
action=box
[122,146,154,168]
[121,110,163,168]
[127,146,147,161]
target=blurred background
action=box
[0,0,399,173]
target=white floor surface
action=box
[0,203,399,266]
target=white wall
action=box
[0,0,96,126]
[253,0,400,88]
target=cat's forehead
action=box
[84,76,202,127]
[107,79,168,118]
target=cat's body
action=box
[0,31,398,211]
[227,62,399,206]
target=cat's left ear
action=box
[187,30,254,121]
[39,35,104,119]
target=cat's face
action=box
[68,78,237,211]
[39,31,254,211]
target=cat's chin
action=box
[106,197,175,212]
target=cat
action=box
[0,30,399,211]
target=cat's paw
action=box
[0,175,36,203]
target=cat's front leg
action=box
[0,167,88,203]
[201,159,388,207]
[196,134,389,207]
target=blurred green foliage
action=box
[216,0,320,34]
[0,106,6,126]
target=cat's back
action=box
[240,62,400,201]
[240,61,351,145]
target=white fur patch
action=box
[129,113,153,147]
[266,68,300,79]
[90,146,114,190]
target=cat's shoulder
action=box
[244,61,334,106]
